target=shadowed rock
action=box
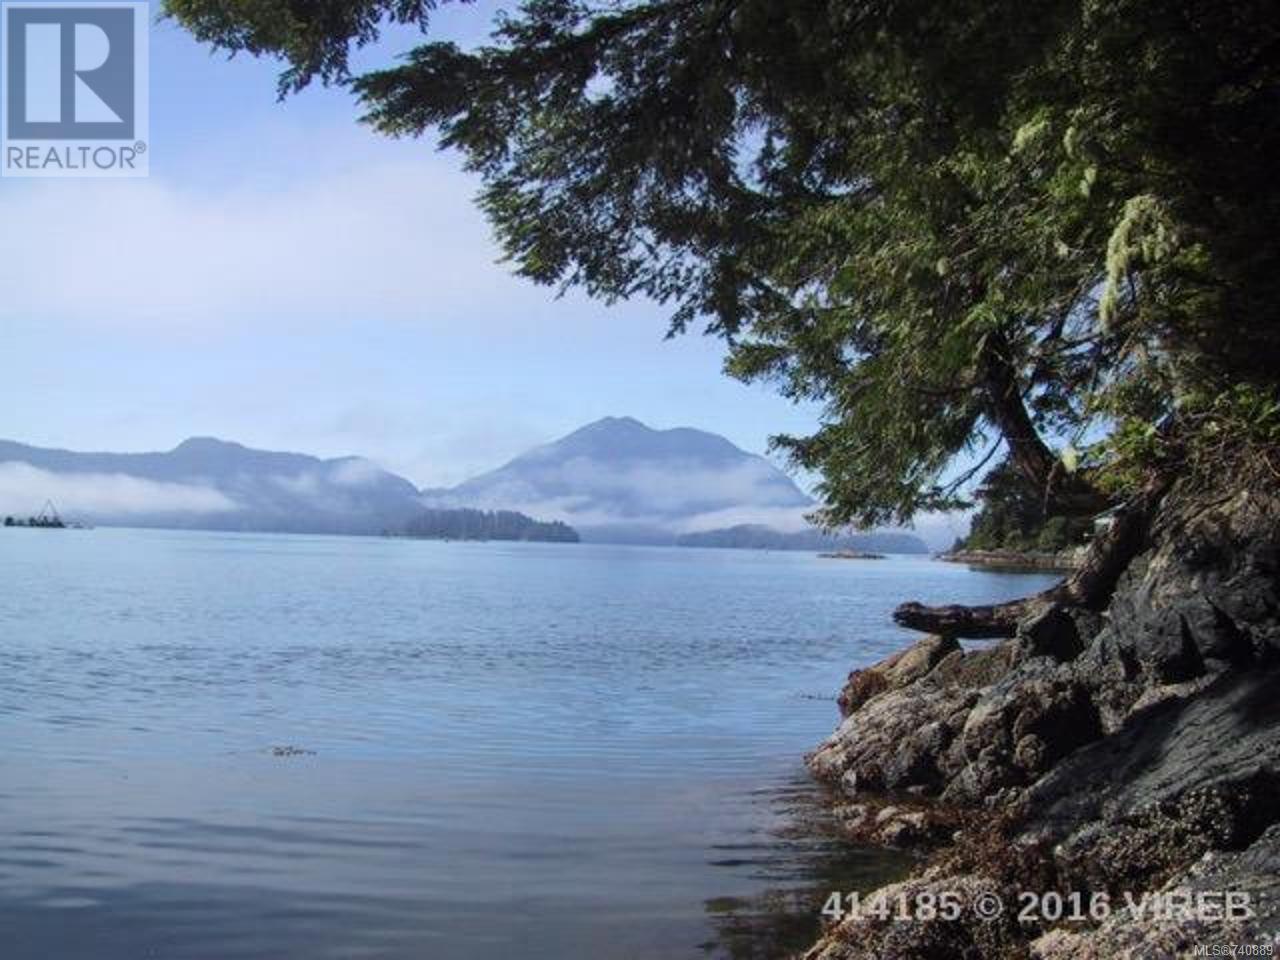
[804,479,1280,958]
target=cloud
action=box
[328,458,383,488]
[0,462,238,517]
[263,465,383,512]
[558,457,805,514]
[268,471,322,497]
[448,456,809,522]
[675,504,815,533]
[429,452,964,546]
[424,454,823,537]
[0,158,528,331]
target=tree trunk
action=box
[894,486,1158,638]
[979,331,1111,517]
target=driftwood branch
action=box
[892,597,1039,639]
[894,487,1160,638]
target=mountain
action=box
[424,416,813,543]
[1,421,922,549]
[0,437,424,534]
[675,524,928,554]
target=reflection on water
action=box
[700,780,910,960]
[0,529,1053,959]
[0,780,907,960]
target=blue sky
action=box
[0,3,975,546]
[0,2,825,489]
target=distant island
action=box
[400,508,578,543]
[675,524,927,554]
[936,460,1092,571]
[936,547,1080,572]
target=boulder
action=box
[837,635,959,716]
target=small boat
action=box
[2,499,79,529]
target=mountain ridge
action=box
[0,420,927,551]
[0,435,422,534]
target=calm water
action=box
[0,529,1056,959]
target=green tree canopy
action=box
[167,0,1280,529]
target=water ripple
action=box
[0,529,1056,959]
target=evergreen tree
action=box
[403,507,579,542]
[961,459,1090,553]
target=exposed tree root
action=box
[894,487,1160,638]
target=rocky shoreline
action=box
[936,549,1083,573]
[799,481,1280,958]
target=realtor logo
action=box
[2,1,148,177]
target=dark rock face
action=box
[805,482,1280,959]
[1032,824,1280,959]
[1015,604,1099,662]
[1022,670,1280,891]
[812,484,1279,805]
